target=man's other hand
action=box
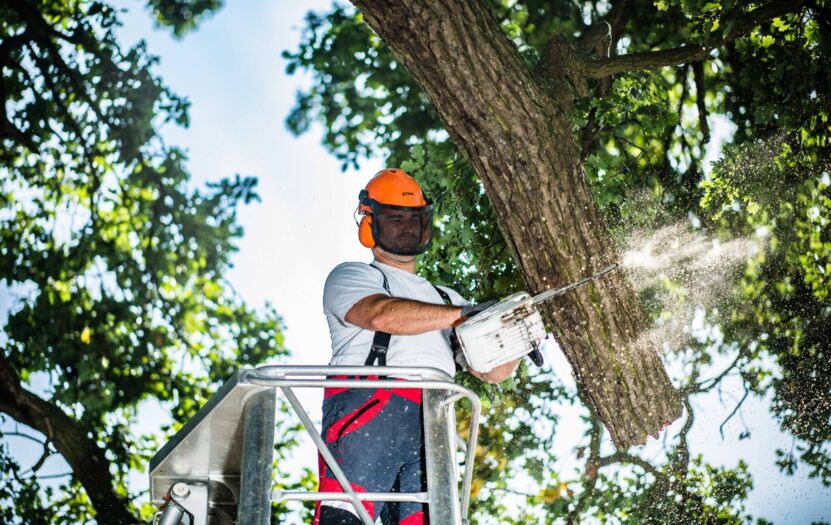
[469,359,520,384]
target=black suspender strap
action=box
[431,284,452,306]
[369,263,390,293]
[365,264,392,366]
[432,284,463,370]
[365,332,391,366]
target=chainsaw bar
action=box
[529,263,618,306]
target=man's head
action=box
[357,169,433,258]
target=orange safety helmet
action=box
[357,169,434,255]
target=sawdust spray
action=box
[618,220,762,354]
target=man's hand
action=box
[469,359,520,384]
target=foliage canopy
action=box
[0,0,311,522]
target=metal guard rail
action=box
[245,366,481,525]
[149,365,482,525]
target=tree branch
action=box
[692,351,744,394]
[7,0,107,124]
[0,38,39,153]
[28,439,54,474]
[4,429,46,446]
[566,411,603,525]
[35,471,73,480]
[598,450,664,479]
[579,106,601,159]
[576,0,807,78]
[675,397,694,473]
[719,385,750,439]
[0,353,139,525]
[574,1,630,150]
[691,61,710,142]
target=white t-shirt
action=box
[322,261,468,377]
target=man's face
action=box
[374,207,431,255]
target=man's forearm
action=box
[346,295,462,335]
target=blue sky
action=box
[2,1,828,522]
[114,0,376,366]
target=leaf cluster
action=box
[702,135,831,486]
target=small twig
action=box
[719,385,749,439]
[615,134,653,168]
[127,488,150,502]
[694,351,745,393]
[598,451,664,479]
[29,439,54,473]
[488,487,535,497]
[565,409,602,525]
[36,471,72,480]
[4,430,46,446]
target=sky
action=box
[3,1,829,523]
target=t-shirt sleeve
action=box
[323,262,390,324]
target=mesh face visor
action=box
[371,202,434,256]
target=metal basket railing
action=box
[149,365,481,525]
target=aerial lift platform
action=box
[149,366,481,525]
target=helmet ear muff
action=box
[358,215,375,248]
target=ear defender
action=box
[358,215,375,248]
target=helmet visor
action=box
[372,202,434,256]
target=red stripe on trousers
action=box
[313,472,374,523]
[401,511,426,525]
[326,389,391,443]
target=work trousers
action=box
[314,378,428,525]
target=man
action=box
[315,169,518,524]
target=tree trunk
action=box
[351,0,682,447]
[0,354,139,525]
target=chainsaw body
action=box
[455,291,546,373]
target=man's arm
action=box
[345,294,462,335]
[346,292,521,384]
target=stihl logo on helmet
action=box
[356,169,434,256]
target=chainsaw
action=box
[455,264,618,373]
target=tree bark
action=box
[0,354,139,525]
[351,0,683,447]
